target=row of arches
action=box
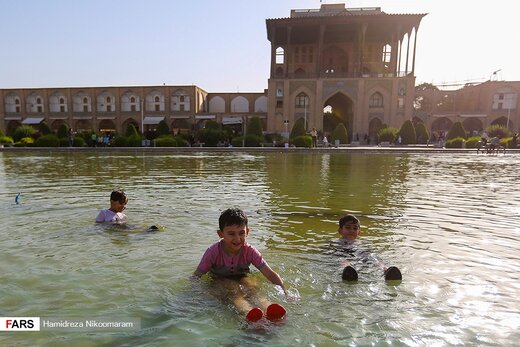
[4,91,269,115]
[208,96,267,113]
[4,89,192,114]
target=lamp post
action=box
[505,93,515,130]
[304,97,307,131]
[140,98,144,134]
[242,115,247,147]
[507,105,511,130]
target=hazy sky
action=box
[1,0,518,91]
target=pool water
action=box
[0,151,519,346]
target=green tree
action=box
[415,82,439,92]
[247,117,263,138]
[414,122,429,144]
[485,124,510,138]
[126,123,139,137]
[38,121,52,135]
[197,128,224,146]
[446,121,467,140]
[35,134,60,147]
[157,120,171,136]
[290,118,306,139]
[155,135,177,147]
[205,120,220,130]
[291,135,312,148]
[57,123,69,138]
[12,125,36,142]
[399,120,416,145]
[378,127,399,143]
[332,123,349,144]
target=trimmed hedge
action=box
[231,134,264,147]
[112,135,128,147]
[174,136,190,147]
[155,135,177,147]
[57,123,69,139]
[445,137,465,148]
[332,123,349,144]
[15,137,35,147]
[378,127,399,143]
[157,120,171,137]
[126,124,139,137]
[127,134,142,147]
[415,122,429,144]
[0,135,14,144]
[290,118,306,138]
[464,136,481,148]
[399,120,416,145]
[247,116,264,138]
[447,122,466,140]
[73,136,85,147]
[198,128,224,147]
[291,135,312,148]
[12,125,36,142]
[38,121,52,135]
[485,124,510,138]
[35,134,60,147]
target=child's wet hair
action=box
[110,190,127,203]
[339,214,360,228]
[219,208,248,230]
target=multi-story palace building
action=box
[265,3,425,140]
[2,3,517,139]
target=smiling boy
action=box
[193,208,287,322]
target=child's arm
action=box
[259,265,287,295]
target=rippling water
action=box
[0,151,519,346]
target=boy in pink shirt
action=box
[193,208,287,322]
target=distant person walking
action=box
[310,127,318,147]
[67,128,74,147]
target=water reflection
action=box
[0,151,519,346]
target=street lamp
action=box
[242,115,247,147]
[140,98,144,134]
[304,97,307,131]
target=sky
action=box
[0,0,519,92]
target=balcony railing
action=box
[273,71,412,79]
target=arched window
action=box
[82,97,89,112]
[369,92,384,108]
[276,47,284,64]
[295,92,309,108]
[382,44,391,63]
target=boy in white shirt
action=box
[95,190,128,224]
